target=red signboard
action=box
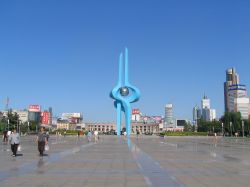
[29,105,41,112]
[41,111,50,124]
[132,109,140,115]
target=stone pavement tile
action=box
[124,164,138,170]
[1,175,80,187]
[176,175,206,187]
[95,162,112,170]
[125,175,147,186]
[110,162,125,170]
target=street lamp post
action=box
[17,120,19,133]
[230,122,232,137]
[242,120,244,138]
[19,121,22,135]
[7,119,9,130]
[28,121,30,135]
[222,123,224,137]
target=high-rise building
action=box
[201,95,210,109]
[228,84,247,108]
[164,104,175,128]
[224,68,250,119]
[200,95,216,121]
[49,107,53,125]
[202,108,210,121]
[193,105,201,124]
[228,84,249,119]
[224,68,240,112]
[209,109,216,121]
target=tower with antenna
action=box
[5,97,9,110]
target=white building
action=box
[228,84,249,119]
[201,95,216,121]
[201,96,210,109]
[235,98,249,119]
[209,109,216,121]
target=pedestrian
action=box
[87,130,92,142]
[77,131,80,140]
[3,130,8,143]
[46,131,50,141]
[136,129,140,139]
[94,130,98,143]
[9,129,20,157]
[37,127,48,156]
[7,130,11,138]
[123,131,127,139]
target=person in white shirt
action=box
[94,130,98,143]
[9,129,20,157]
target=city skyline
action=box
[0,0,250,122]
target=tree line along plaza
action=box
[1,68,250,136]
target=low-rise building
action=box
[56,119,77,130]
[86,122,160,134]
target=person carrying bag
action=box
[37,127,48,156]
[9,129,20,157]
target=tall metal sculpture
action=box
[110,48,140,136]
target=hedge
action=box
[160,132,208,136]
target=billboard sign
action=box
[176,120,186,127]
[29,105,41,112]
[41,111,50,124]
[132,109,140,115]
[62,113,82,119]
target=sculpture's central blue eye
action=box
[120,87,129,96]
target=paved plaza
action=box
[1,135,250,187]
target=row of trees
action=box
[183,112,250,136]
[0,110,39,133]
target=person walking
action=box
[3,130,8,143]
[136,129,140,140]
[9,129,20,157]
[94,130,98,143]
[123,131,127,138]
[37,127,48,156]
[87,130,92,142]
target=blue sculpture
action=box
[110,48,140,136]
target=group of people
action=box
[87,130,99,143]
[2,127,49,157]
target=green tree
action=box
[220,112,242,135]
[2,109,21,130]
[197,119,222,133]
[184,122,193,132]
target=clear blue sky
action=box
[0,0,249,122]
